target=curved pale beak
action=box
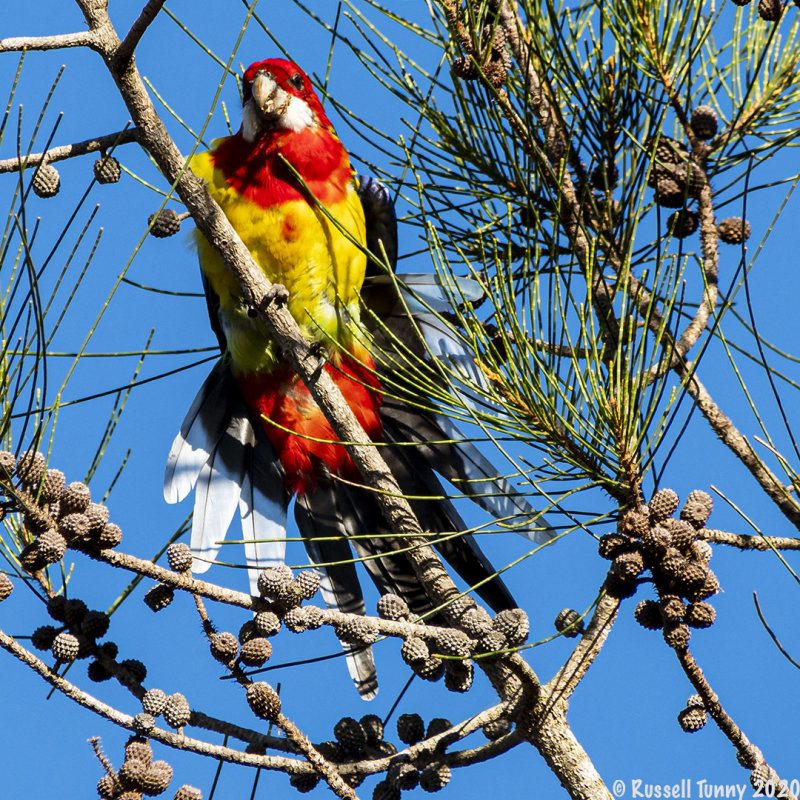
[251,69,291,119]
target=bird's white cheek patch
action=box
[280,96,315,132]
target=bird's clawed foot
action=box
[264,283,289,306]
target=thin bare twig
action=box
[0,129,139,174]
[753,593,800,672]
[0,31,99,54]
[114,0,168,65]
[700,528,800,550]
[675,645,796,797]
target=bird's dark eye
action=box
[288,73,304,91]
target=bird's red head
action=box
[240,58,332,141]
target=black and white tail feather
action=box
[163,176,554,699]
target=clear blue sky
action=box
[2,2,800,799]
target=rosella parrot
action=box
[164,58,553,698]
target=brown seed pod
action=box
[88,660,113,682]
[289,774,320,794]
[334,717,367,753]
[667,209,700,239]
[239,637,272,667]
[444,659,474,693]
[94,154,122,184]
[19,542,47,575]
[32,625,59,650]
[256,565,294,598]
[163,693,191,729]
[717,217,751,244]
[414,655,445,682]
[39,469,66,502]
[98,522,123,548]
[0,573,13,601]
[140,760,173,796]
[680,490,713,528]
[459,606,493,636]
[634,600,663,630]
[619,509,649,538]
[690,105,719,140]
[360,713,384,744]
[119,759,148,790]
[686,602,716,628]
[673,163,705,199]
[397,713,425,745]
[477,630,508,655]
[658,549,687,580]
[686,693,705,709]
[142,688,168,717]
[373,780,402,800]
[0,450,17,477]
[60,481,91,515]
[482,718,513,740]
[144,583,174,612]
[36,529,67,564]
[434,629,473,658]
[687,569,720,602]
[425,717,451,738]
[649,488,680,521]
[554,608,585,636]
[283,606,310,633]
[757,0,783,20]
[97,774,116,798]
[148,208,182,238]
[295,569,320,599]
[377,593,410,621]
[654,177,685,208]
[81,609,110,639]
[209,632,239,664]
[654,136,690,166]
[52,631,80,661]
[401,636,429,665]
[642,525,671,555]
[133,713,156,735]
[604,572,637,599]
[84,503,110,532]
[659,594,686,624]
[612,549,645,580]
[121,658,147,683]
[451,56,478,80]
[303,605,323,629]
[663,518,696,551]
[32,164,61,198]
[253,611,281,637]
[678,706,708,732]
[16,451,47,485]
[388,761,420,791]
[492,608,529,646]
[691,540,713,563]
[598,532,632,560]
[173,787,203,800]
[335,616,379,646]
[663,622,691,649]
[246,682,281,721]
[59,513,89,542]
[419,762,452,792]
[166,542,193,573]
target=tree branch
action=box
[0,128,138,174]
[0,31,99,54]
[113,0,167,66]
